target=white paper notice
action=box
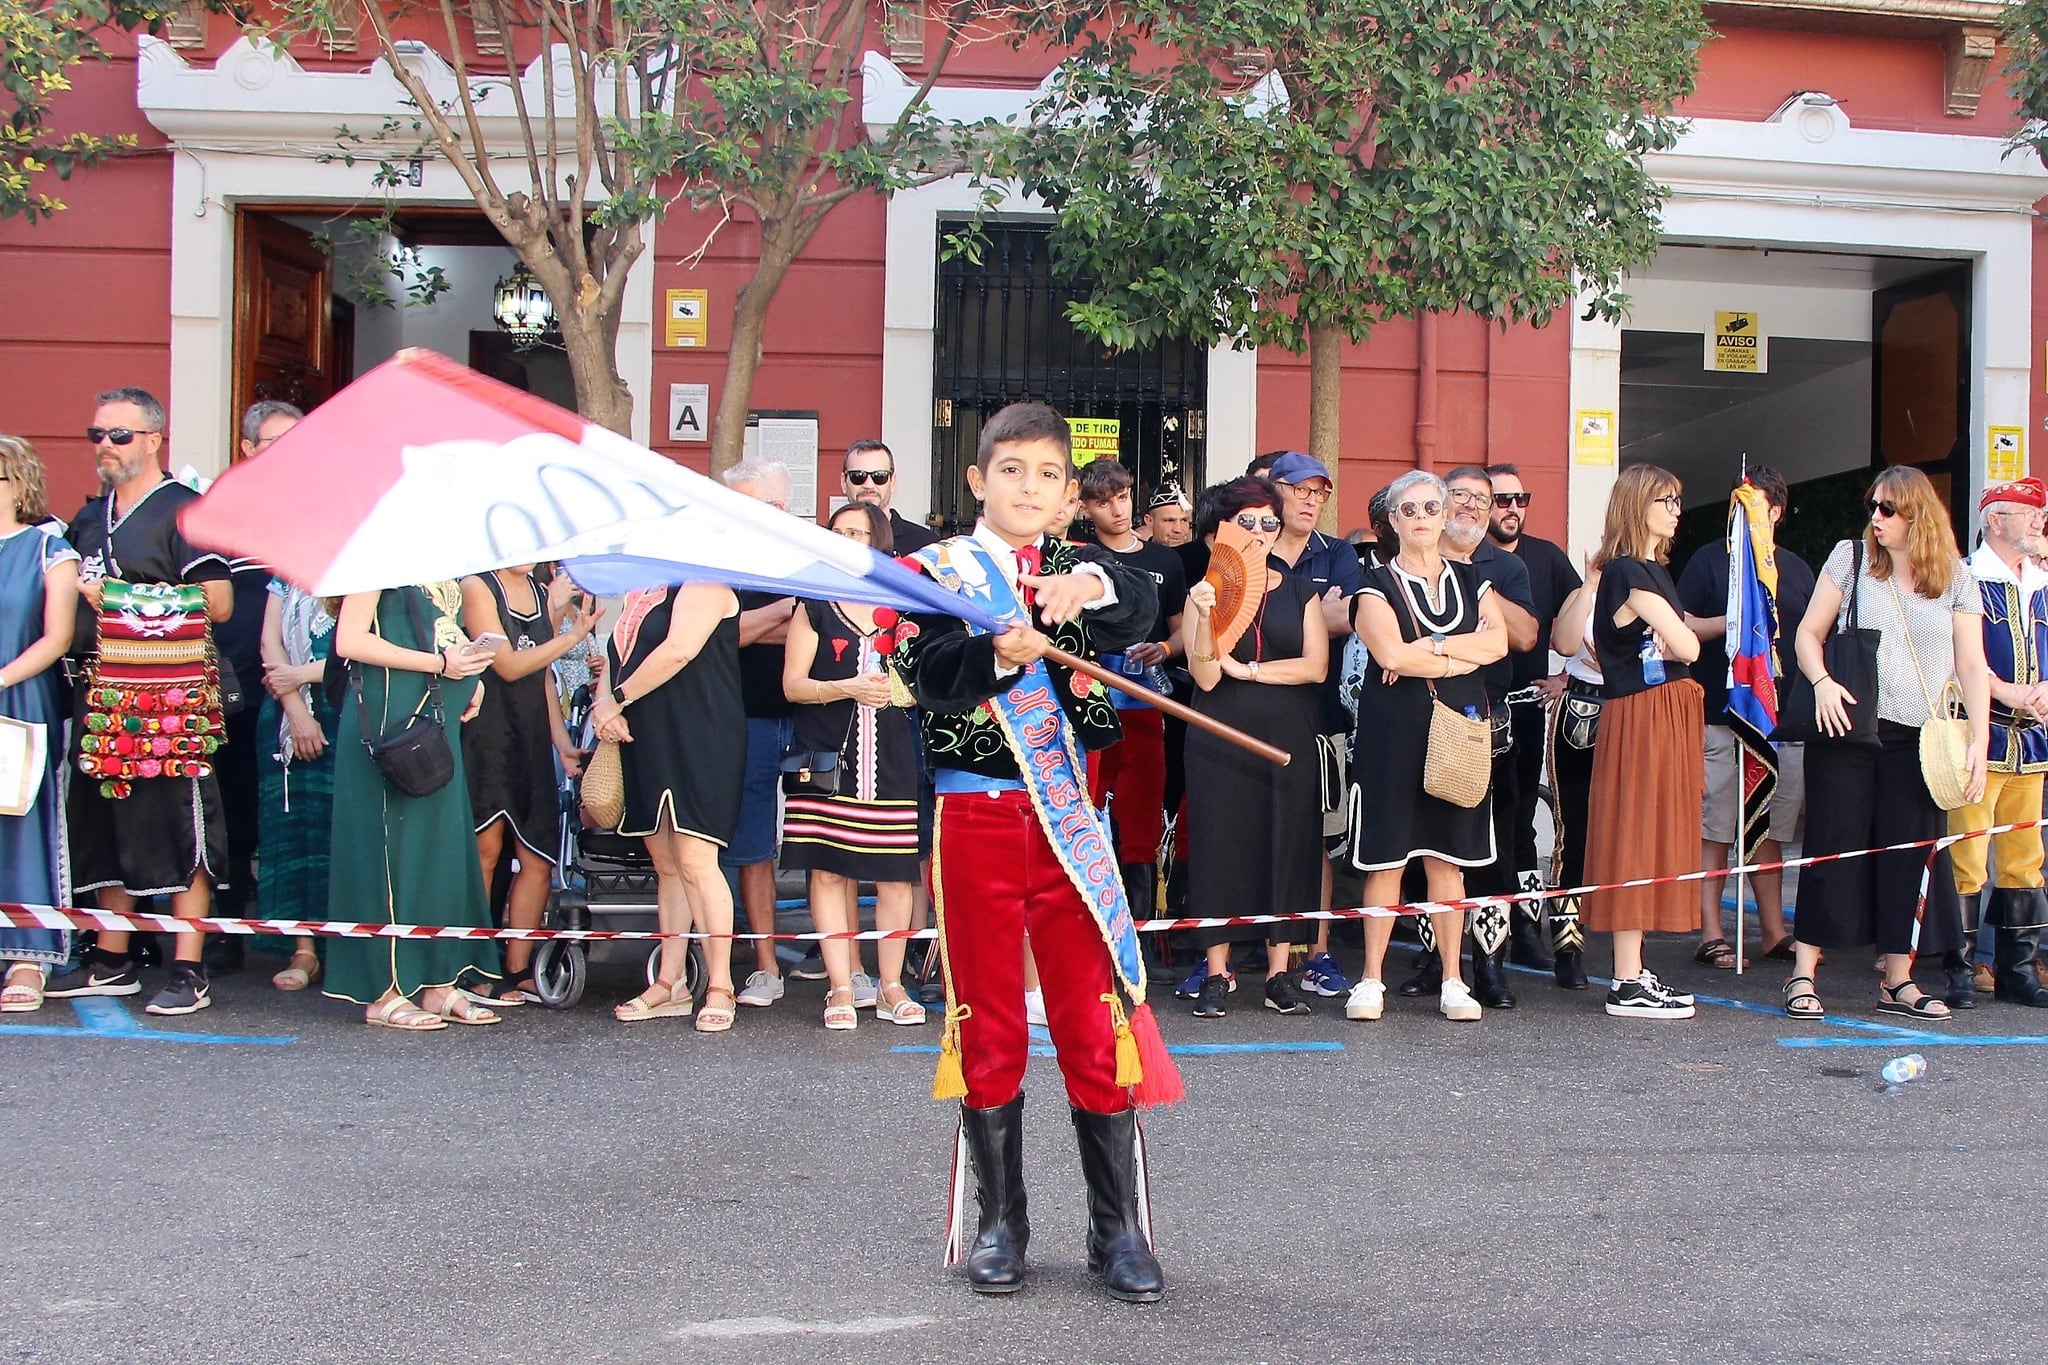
[757,418,820,519]
[0,715,48,818]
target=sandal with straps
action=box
[272,950,321,992]
[2,964,46,1014]
[431,987,502,1026]
[614,979,692,1023]
[1694,938,1738,970]
[696,986,738,1033]
[1783,975,1825,1020]
[875,981,927,1026]
[823,984,859,1031]
[1878,979,1952,1023]
[367,995,447,1031]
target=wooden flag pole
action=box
[1043,646,1292,767]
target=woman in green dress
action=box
[323,581,502,1029]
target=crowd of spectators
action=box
[6,386,2047,1035]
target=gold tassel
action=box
[1104,992,1142,1088]
[932,1003,971,1101]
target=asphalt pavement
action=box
[4,933,2044,1364]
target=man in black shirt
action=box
[1078,461,1187,958]
[45,387,232,1016]
[843,438,936,553]
[1486,463,1582,978]
[1676,467,1814,970]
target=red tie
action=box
[1014,544,1042,608]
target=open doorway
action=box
[231,207,573,457]
[1618,243,1972,567]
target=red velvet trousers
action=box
[933,787,1128,1114]
[1086,707,1168,864]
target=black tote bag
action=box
[1773,538,1879,748]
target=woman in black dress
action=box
[1180,477,1328,1020]
[781,503,928,1029]
[588,582,744,1030]
[1343,469,1508,1024]
[460,565,598,1005]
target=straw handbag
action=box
[1890,578,1972,811]
[1422,681,1493,809]
[581,738,626,829]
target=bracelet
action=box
[435,652,447,676]
[1812,673,1833,687]
[1190,649,1217,663]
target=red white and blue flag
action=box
[1724,482,1781,863]
[178,350,999,628]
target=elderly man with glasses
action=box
[45,388,234,1016]
[1950,477,2048,1008]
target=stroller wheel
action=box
[644,941,708,1003]
[531,941,587,1010]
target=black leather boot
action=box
[1551,897,1588,990]
[1944,891,1982,1009]
[958,1096,1029,1293]
[1071,1107,1165,1303]
[1509,875,1556,970]
[1992,889,2048,1008]
[1397,949,1443,997]
[1468,941,1517,1008]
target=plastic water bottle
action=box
[1464,706,1480,720]
[1880,1054,1927,1086]
[1639,634,1665,686]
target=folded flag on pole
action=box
[177,350,1001,630]
[1725,481,1781,864]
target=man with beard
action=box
[1485,463,1582,979]
[843,438,936,553]
[45,388,233,1015]
[1143,484,1193,549]
[1948,478,2048,1007]
[1398,465,1537,1007]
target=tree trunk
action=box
[709,226,804,475]
[1307,320,1343,532]
[558,303,633,436]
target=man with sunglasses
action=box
[843,439,935,553]
[45,388,233,1016]
[1485,464,1582,976]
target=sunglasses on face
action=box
[1233,513,1283,534]
[1866,498,1901,519]
[845,468,892,486]
[1395,500,1444,520]
[1492,492,1531,509]
[87,427,154,446]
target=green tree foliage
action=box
[2005,0,2048,161]
[996,0,1709,472]
[1,0,190,221]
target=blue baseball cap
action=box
[1268,452,1333,486]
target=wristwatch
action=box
[1247,659,1261,680]
[610,680,628,708]
[1431,632,1447,656]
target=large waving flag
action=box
[1725,481,1781,864]
[179,350,999,629]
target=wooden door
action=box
[232,213,335,463]
[1872,264,1972,544]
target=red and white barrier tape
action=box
[2,817,2034,946]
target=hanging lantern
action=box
[492,262,555,346]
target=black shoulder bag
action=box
[1772,538,1880,748]
[352,588,457,797]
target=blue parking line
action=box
[0,996,295,1046]
[1778,1033,2048,1048]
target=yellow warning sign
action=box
[1066,418,1121,468]
[1572,410,1616,467]
[1710,311,1763,373]
[1989,426,2027,484]
[665,288,708,348]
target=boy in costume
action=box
[891,402,1174,1301]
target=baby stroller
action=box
[528,682,706,1009]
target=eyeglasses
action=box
[1280,482,1332,503]
[1866,498,1901,519]
[832,525,872,542]
[1447,488,1492,508]
[1987,507,2046,523]
[845,469,893,486]
[1653,494,1684,510]
[1395,500,1444,520]
[87,427,156,446]
[1492,492,1531,509]
[1233,513,1283,534]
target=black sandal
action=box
[1694,938,1737,969]
[1877,979,1952,1023]
[1784,975,1824,1020]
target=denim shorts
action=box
[720,716,792,868]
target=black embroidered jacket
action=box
[893,537,1156,780]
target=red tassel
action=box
[1127,1002,1184,1107]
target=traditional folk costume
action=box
[893,524,1177,1302]
[1951,479,2048,1006]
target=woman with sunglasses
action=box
[1786,466,1988,1022]
[1180,477,1329,1019]
[1581,465,1704,1019]
[1342,469,1509,1023]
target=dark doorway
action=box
[931,222,1208,534]
[1873,264,1972,547]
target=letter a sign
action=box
[669,383,709,443]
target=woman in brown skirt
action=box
[1582,465,1705,1019]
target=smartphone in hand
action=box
[468,632,511,654]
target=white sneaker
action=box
[1344,978,1386,1021]
[850,971,880,1009]
[735,969,784,1007]
[1440,979,1483,1022]
[1024,987,1048,1027]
